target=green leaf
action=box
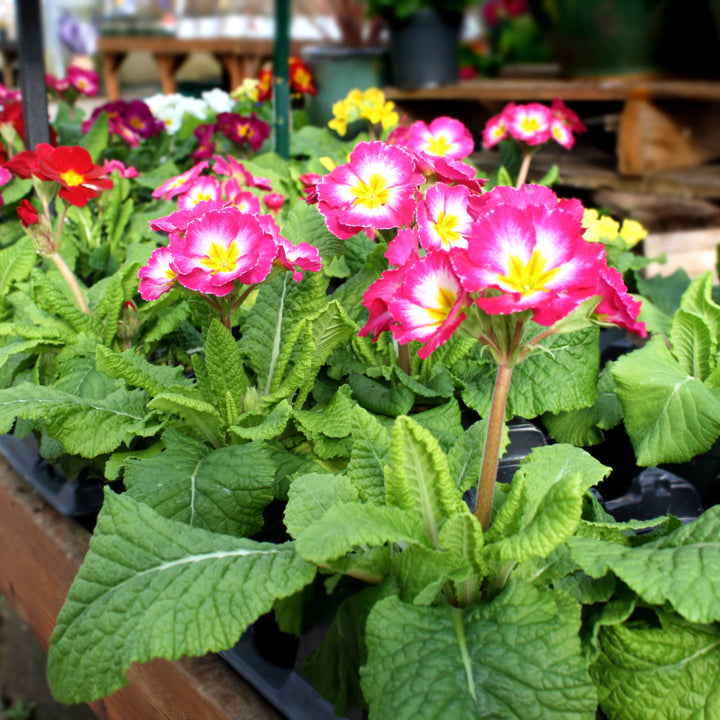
[284,472,359,539]
[612,335,720,465]
[30,268,96,336]
[346,405,392,505]
[348,372,414,417]
[228,399,293,441]
[281,198,344,260]
[47,491,316,703]
[202,318,249,424]
[96,345,190,396]
[0,235,36,293]
[0,177,32,206]
[592,611,720,720]
[148,389,225,447]
[295,502,429,564]
[361,581,596,720]
[0,382,154,457]
[82,110,109,162]
[569,506,720,624]
[386,416,467,547]
[124,432,275,536]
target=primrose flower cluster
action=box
[328,88,400,137]
[138,155,321,310]
[314,115,645,361]
[82,99,165,147]
[483,98,586,149]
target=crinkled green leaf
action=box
[348,372,414,417]
[386,416,466,547]
[96,345,190,396]
[346,405,391,505]
[284,471,359,539]
[294,383,355,438]
[47,491,316,703]
[30,268,97,336]
[448,417,490,493]
[592,611,720,720]
[295,501,429,564]
[569,506,720,623]
[147,389,225,446]
[0,382,153,456]
[124,432,274,536]
[361,581,596,720]
[228,399,293,441]
[0,235,36,293]
[281,198,345,260]
[408,398,464,454]
[54,356,119,399]
[612,334,720,465]
[671,272,720,352]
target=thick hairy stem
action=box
[515,152,533,188]
[474,362,513,531]
[398,342,411,375]
[48,252,89,314]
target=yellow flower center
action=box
[433,211,461,247]
[202,241,240,274]
[426,134,452,156]
[351,173,390,209]
[520,116,542,134]
[498,248,560,297]
[60,169,84,187]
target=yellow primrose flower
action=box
[619,218,648,247]
[581,209,603,243]
[347,89,364,107]
[319,156,336,172]
[598,216,620,239]
[231,78,260,103]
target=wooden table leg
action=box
[153,53,186,95]
[216,53,245,94]
[101,51,126,101]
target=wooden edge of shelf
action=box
[0,456,283,720]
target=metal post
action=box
[272,0,291,159]
[16,0,51,148]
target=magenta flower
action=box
[124,99,165,139]
[263,192,285,216]
[67,66,100,96]
[138,246,177,300]
[213,155,254,186]
[217,112,271,152]
[226,187,261,214]
[177,176,223,210]
[451,184,605,325]
[503,103,553,146]
[551,98,586,134]
[385,227,419,267]
[191,123,217,161]
[152,162,209,201]
[149,199,225,236]
[359,266,407,340]
[168,206,277,296]
[258,214,322,282]
[482,108,510,148]
[103,159,139,178]
[406,117,474,160]
[389,251,470,359]
[592,266,647,337]
[416,182,473,252]
[316,141,423,240]
[550,119,574,149]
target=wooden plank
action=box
[643,227,720,281]
[0,456,282,720]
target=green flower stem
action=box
[474,361,513,531]
[48,251,89,314]
[515,151,533,188]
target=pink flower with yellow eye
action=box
[226,187,261,214]
[406,117,474,160]
[213,155,254,186]
[316,141,423,240]
[416,182,473,252]
[138,246,178,300]
[389,251,470,359]
[152,162,209,201]
[359,265,407,340]
[482,108,510,148]
[177,176,223,210]
[66,66,100,97]
[592,266,647,337]
[550,118,574,149]
[168,206,277,296]
[451,184,605,325]
[503,103,553,146]
[257,214,322,282]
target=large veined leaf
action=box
[385,416,467,547]
[47,491,317,703]
[361,581,597,720]
[592,610,720,720]
[124,432,275,536]
[30,268,97,336]
[0,382,155,457]
[147,389,225,447]
[281,198,345,260]
[568,505,720,624]
[346,405,391,505]
[0,235,37,293]
[448,417,491,493]
[612,334,720,465]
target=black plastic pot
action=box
[387,8,462,89]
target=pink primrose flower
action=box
[263,192,285,215]
[385,227,419,267]
[451,184,605,325]
[152,162,209,201]
[67,66,100,96]
[359,266,407,340]
[504,103,553,146]
[149,199,225,235]
[192,123,217,160]
[298,172,323,205]
[316,141,423,240]
[417,182,473,252]
[592,266,647,337]
[177,176,223,210]
[482,109,510,148]
[168,206,277,296]
[103,159,139,178]
[551,98,586,134]
[257,214,321,281]
[550,119,574,149]
[124,99,165,139]
[138,246,178,300]
[389,251,470,359]
[412,152,487,195]
[226,187,261,214]
[216,112,271,152]
[406,117,474,160]
[213,155,254,186]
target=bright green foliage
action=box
[47,491,316,704]
[361,581,597,720]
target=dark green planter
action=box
[301,45,391,128]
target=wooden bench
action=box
[97,35,308,100]
[385,74,720,176]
